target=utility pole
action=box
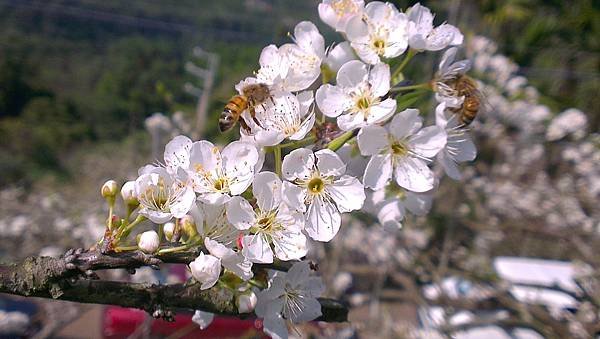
[184,47,219,139]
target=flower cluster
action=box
[100,1,476,337]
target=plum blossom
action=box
[163,135,193,174]
[189,252,221,290]
[345,1,409,64]
[227,172,307,263]
[135,166,195,224]
[187,140,259,204]
[435,102,477,180]
[255,261,325,339]
[204,237,253,281]
[546,108,588,141]
[282,148,365,242]
[406,3,463,51]
[318,0,364,32]
[357,109,447,192]
[323,41,356,74]
[137,230,160,253]
[433,47,472,108]
[279,21,325,91]
[370,186,433,229]
[316,60,396,131]
[246,92,315,147]
[189,202,239,247]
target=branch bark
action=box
[0,252,347,322]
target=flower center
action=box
[307,177,325,194]
[332,0,359,17]
[213,178,227,191]
[391,141,409,156]
[356,97,371,110]
[373,38,386,52]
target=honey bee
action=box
[219,83,271,133]
[448,75,483,126]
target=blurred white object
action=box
[0,310,29,335]
[546,108,588,141]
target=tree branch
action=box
[0,252,347,322]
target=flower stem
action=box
[248,279,266,289]
[279,135,316,149]
[389,83,432,92]
[327,130,356,152]
[114,245,138,252]
[274,145,282,177]
[117,215,146,241]
[391,48,417,81]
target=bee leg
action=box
[249,106,264,129]
[239,117,252,134]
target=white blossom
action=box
[406,3,463,51]
[137,230,160,253]
[247,91,315,147]
[189,202,239,247]
[120,180,137,205]
[316,60,396,131]
[135,166,195,224]
[370,186,433,229]
[357,109,446,192]
[345,1,408,64]
[282,148,365,242]
[435,102,477,180]
[189,252,221,290]
[187,141,259,205]
[318,0,364,32]
[255,262,325,339]
[279,21,325,91]
[204,237,252,281]
[227,172,307,263]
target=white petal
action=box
[253,171,282,211]
[438,151,462,180]
[282,181,307,212]
[305,195,341,242]
[315,149,346,177]
[315,84,351,118]
[170,186,196,218]
[337,111,365,131]
[189,140,220,174]
[365,98,396,125]
[163,135,192,172]
[272,229,308,261]
[262,315,288,339]
[222,253,253,281]
[289,111,315,141]
[325,41,356,72]
[242,234,274,263]
[327,175,365,212]
[189,252,221,290]
[290,297,322,323]
[336,60,368,88]
[363,154,393,190]
[318,3,338,30]
[255,130,286,147]
[282,148,314,181]
[358,125,389,156]
[192,310,214,330]
[390,109,423,139]
[407,3,433,35]
[286,261,310,283]
[377,199,405,229]
[204,237,235,259]
[368,62,391,97]
[222,141,259,195]
[351,42,381,65]
[226,196,256,230]
[454,135,477,162]
[293,21,324,58]
[409,125,447,158]
[394,157,435,192]
[344,15,369,44]
[141,208,172,224]
[439,47,457,73]
[426,24,461,51]
[197,192,230,205]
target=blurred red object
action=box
[102,306,265,338]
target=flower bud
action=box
[237,291,257,313]
[138,230,160,253]
[189,252,221,290]
[181,215,198,240]
[121,181,138,207]
[101,180,119,202]
[163,222,175,242]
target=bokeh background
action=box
[0,0,598,338]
